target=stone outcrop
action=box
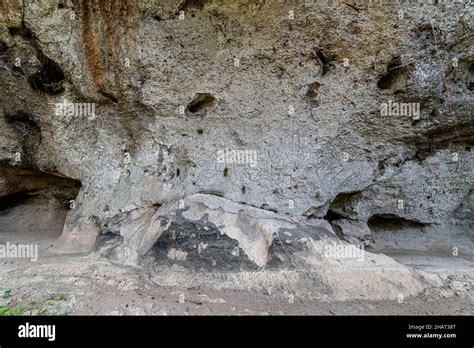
[0,0,472,298]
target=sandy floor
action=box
[0,208,472,316]
[0,245,472,315]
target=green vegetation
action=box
[0,305,24,316]
[0,292,72,316]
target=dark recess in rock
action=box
[306,81,321,99]
[27,56,65,95]
[378,160,387,175]
[326,192,360,219]
[179,0,208,12]
[259,203,277,213]
[8,26,33,39]
[0,40,7,55]
[312,48,331,76]
[368,214,427,230]
[186,93,216,114]
[7,24,65,94]
[0,166,81,204]
[377,67,409,90]
[377,56,411,90]
[324,209,344,222]
[0,191,30,211]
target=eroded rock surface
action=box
[0,0,472,301]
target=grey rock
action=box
[0,0,472,295]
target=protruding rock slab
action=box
[93,194,431,301]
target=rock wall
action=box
[0,0,472,275]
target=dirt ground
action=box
[0,239,472,316]
[0,219,472,316]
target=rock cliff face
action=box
[0,0,472,298]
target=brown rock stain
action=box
[77,0,139,102]
[0,0,23,28]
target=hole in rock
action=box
[367,214,435,253]
[377,67,409,90]
[368,214,426,230]
[324,209,344,222]
[326,191,359,219]
[27,53,65,95]
[7,25,65,94]
[312,48,331,75]
[377,57,410,90]
[186,93,216,114]
[179,0,208,11]
[323,210,345,240]
[5,111,40,132]
[259,204,277,213]
[0,166,81,253]
[8,27,33,39]
[0,40,7,55]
